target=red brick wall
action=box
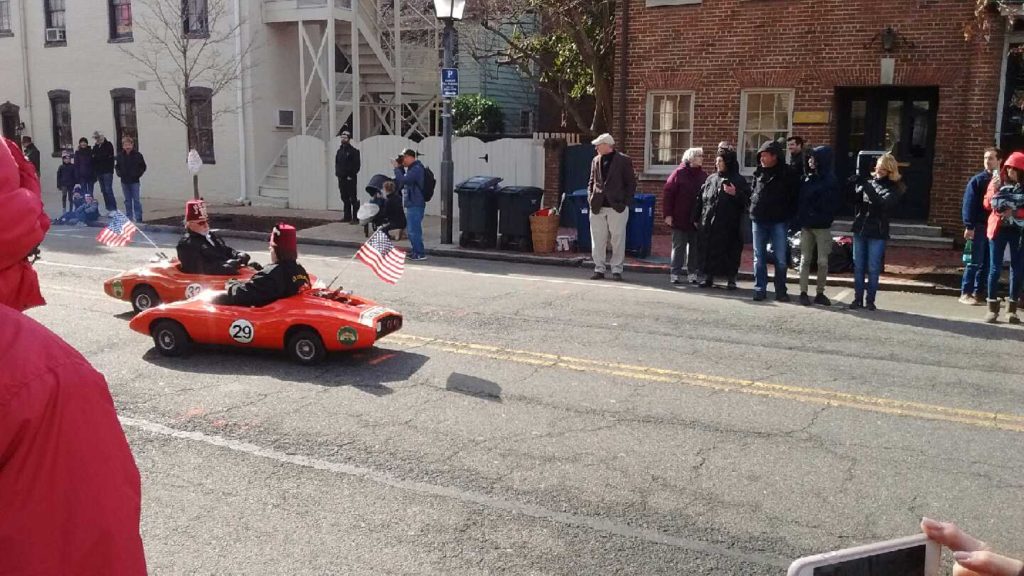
[543,138,566,209]
[615,0,1006,236]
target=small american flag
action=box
[356,229,406,285]
[96,211,139,248]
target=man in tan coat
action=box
[588,133,637,280]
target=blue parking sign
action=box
[441,68,459,98]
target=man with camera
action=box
[392,148,428,261]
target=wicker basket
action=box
[529,212,560,254]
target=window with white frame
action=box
[739,90,793,173]
[645,92,693,173]
[0,0,12,34]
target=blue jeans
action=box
[986,226,1023,301]
[961,229,989,297]
[853,234,886,304]
[405,205,425,257]
[752,221,789,295]
[122,181,142,222]
[97,172,117,211]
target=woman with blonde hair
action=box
[848,153,904,311]
[662,147,707,284]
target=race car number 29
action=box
[229,319,255,343]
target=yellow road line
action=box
[387,334,1024,433]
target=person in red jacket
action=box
[663,147,708,285]
[982,150,1024,324]
[0,136,147,575]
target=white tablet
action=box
[787,534,941,576]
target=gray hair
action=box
[682,147,704,163]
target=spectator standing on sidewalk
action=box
[663,147,706,284]
[56,150,77,213]
[750,140,798,302]
[392,148,428,261]
[74,137,96,197]
[92,131,117,213]
[787,136,806,177]
[849,153,904,311]
[795,145,840,306]
[960,147,1000,305]
[21,136,40,176]
[335,130,361,224]
[695,144,749,290]
[587,133,637,282]
[115,135,146,222]
[982,150,1024,324]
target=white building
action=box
[0,0,443,211]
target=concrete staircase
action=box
[255,151,290,208]
[832,220,952,249]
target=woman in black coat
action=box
[695,147,750,289]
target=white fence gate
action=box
[287,135,546,220]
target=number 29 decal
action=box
[229,319,255,343]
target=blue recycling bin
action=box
[626,194,656,259]
[569,189,591,252]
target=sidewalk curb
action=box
[139,223,960,296]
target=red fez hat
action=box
[270,223,298,256]
[185,200,208,222]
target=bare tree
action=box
[122,0,255,199]
[467,0,615,137]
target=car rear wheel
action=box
[287,328,326,366]
[132,285,161,313]
[151,320,192,357]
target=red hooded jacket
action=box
[0,137,49,311]
[0,137,147,574]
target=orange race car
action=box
[128,288,403,365]
[104,257,257,312]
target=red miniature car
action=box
[103,258,256,312]
[128,288,403,365]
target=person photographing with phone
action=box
[921,518,1024,576]
[694,143,749,290]
[392,148,429,261]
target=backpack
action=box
[422,166,436,202]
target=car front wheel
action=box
[151,319,192,357]
[132,285,161,313]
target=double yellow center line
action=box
[388,334,1024,434]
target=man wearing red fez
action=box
[0,137,147,574]
[216,223,310,307]
[176,199,259,274]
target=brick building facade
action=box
[613,0,1010,235]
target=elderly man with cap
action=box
[587,133,637,281]
[335,129,362,224]
[176,199,257,275]
[392,148,428,260]
[91,130,118,213]
[216,224,310,307]
[0,136,147,574]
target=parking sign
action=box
[441,68,459,98]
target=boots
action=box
[1009,301,1020,325]
[985,299,1001,324]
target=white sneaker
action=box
[958,294,974,305]
[670,275,680,284]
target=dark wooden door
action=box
[835,87,938,220]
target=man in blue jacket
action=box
[960,147,1000,305]
[795,146,840,306]
[392,148,427,260]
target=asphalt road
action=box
[27,226,1024,575]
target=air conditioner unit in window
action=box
[276,109,295,129]
[45,28,66,43]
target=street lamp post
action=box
[433,0,465,245]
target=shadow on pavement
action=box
[141,346,429,391]
[445,372,502,402]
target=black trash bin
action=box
[455,176,503,248]
[497,186,545,251]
